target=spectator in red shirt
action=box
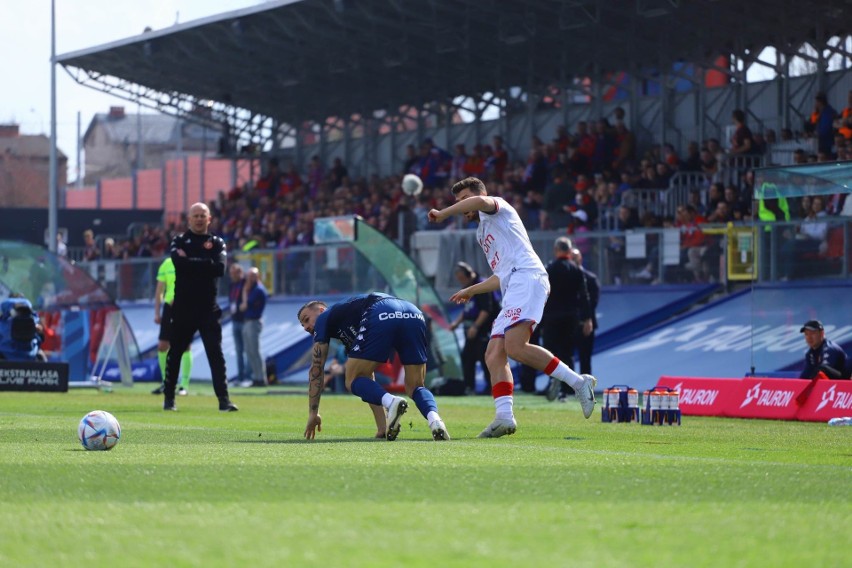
[554,125,571,155]
[255,158,281,199]
[490,136,509,182]
[676,205,708,282]
[464,144,486,177]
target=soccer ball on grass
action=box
[77,410,121,451]
[401,173,423,196]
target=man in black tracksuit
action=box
[572,247,599,376]
[163,202,237,412]
[542,236,593,401]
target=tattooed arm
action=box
[304,341,330,439]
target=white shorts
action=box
[490,270,550,338]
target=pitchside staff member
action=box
[449,262,499,395]
[800,320,848,380]
[572,247,599,379]
[162,202,238,412]
[543,237,594,402]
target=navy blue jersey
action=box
[313,293,390,350]
[801,338,848,379]
[313,293,427,365]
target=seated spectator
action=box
[687,189,707,217]
[490,136,509,182]
[706,201,732,224]
[255,158,281,199]
[724,185,748,219]
[780,196,829,279]
[464,144,486,178]
[662,143,680,169]
[330,157,349,188]
[540,166,574,229]
[607,205,640,285]
[676,205,708,282]
[682,141,701,171]
[707,182,724,214]
[103,238,121,259]
[700,147,719,181]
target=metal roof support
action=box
[778,48,789,131]
[659,71,669,146]
[389,112,397,177]
[294,120,304,175]
[815,23,827,94]
[591,63,603,120]
[629,62,640,135]
[696,65,706,145]
[344,116,352,178]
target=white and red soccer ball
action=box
[77,410,121,451]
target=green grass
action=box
[0,386,849,568]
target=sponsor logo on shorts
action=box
[378,311,425,321]
[503,307,522,322]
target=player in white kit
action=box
[428,177,597,437]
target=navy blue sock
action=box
[350,377,386,406]
[411,386,438,419]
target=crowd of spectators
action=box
[83,90,852,282]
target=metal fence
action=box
[76,217,852,303]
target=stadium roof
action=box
[57,0,852,125]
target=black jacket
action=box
[170,231,226,314]
[543,257,592,322]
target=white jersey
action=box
[477,196,546,293]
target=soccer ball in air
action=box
[77,410,121,451]
[401,173,423,196]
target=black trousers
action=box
[576,330,595,375]
[461,333,490,393]
[164,306,230,401]
[520,315,578,393]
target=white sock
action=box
[495,395,514,420]
[552,362,584,389]
[427,411,441,425]
[381,393,396,409]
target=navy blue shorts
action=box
[349,297,428,365]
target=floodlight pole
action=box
[47,0,58,253]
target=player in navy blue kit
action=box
[162,202,237,412]
[297,293,450,441]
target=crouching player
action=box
[297,293,450,441]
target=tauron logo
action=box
[740,383,795,408]
[674,382,719,406]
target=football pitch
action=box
[1,386,849,567]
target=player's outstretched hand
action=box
[427,209,444,223]
[449,288,472,304]
[304,413,322,440]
